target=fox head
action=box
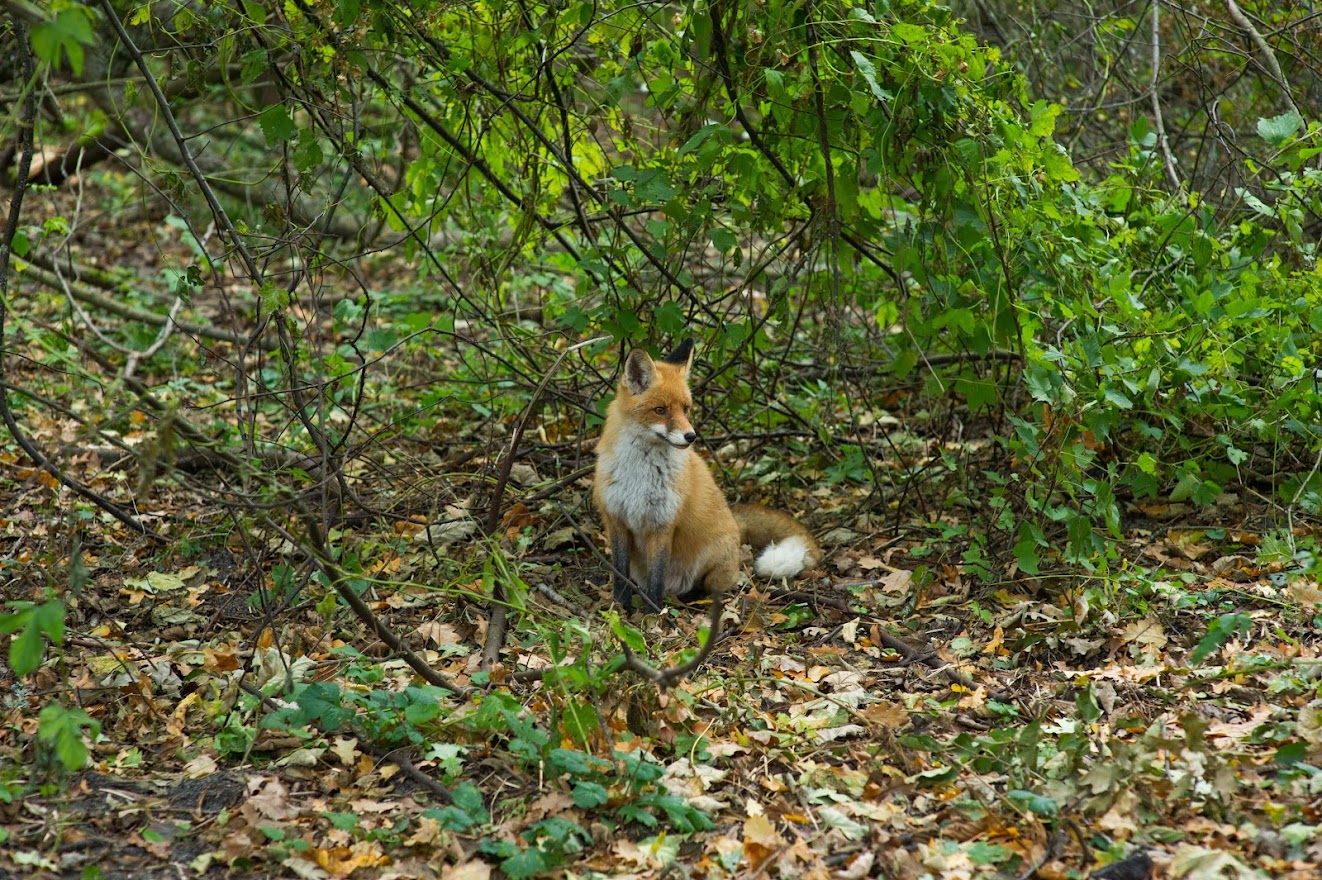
[619,339,697,449]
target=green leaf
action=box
[654,301,685,336]
[4,600,63,677]
[966,841,1014,865]
[1042,148,1079,182]
[1169,470,1201,503]
[259,104,297,146]
[547,748,594,776]
[633,168,675,203]
[334,0,361,27]
[1189,612,1251,664]
[710,227,738,254]
[1012,535,1040,575]
[890,22,927,45]
[502,847,554,879]
[1274,742,1307,766]
[404,698,440,726]
[849,51,890,102]
[293,130,323,173]
[608,615,648,653]
[676,124,723,158]
[37,703,99,771]
[11,618,44,677]
[30,7,96,76]
[1007,790,1059,818]
[322,812,360,831]
[1102,385,1134,410]
[1257,111,1302,146]
[571,781,608,809]
[1066,515,1096,562]
[1028,101,1062,137]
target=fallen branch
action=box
[620,594,725,690]
[480,604,508,673]
[272,519,477,700]
[18,262,274,351]
[765,586,977,689]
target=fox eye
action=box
[653,405,668,415]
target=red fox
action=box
[594,339,821,608]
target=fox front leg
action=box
[644,548,669,608]
[640,529,674,609]
[611,530,636,608]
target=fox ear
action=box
[661,338,695,370]
[623,349,656,394]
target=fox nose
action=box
[683,431,697,444]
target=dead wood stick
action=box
[620,593,725,690]
[271,519,476,699]
[765,586,976,689]
[19,262,275,351]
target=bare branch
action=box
[1224,0,1301,121]
[1150,1,1182,190]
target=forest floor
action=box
[1,186,1320,880]
[2,413,1320,880]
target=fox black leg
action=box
[645,549,669,608]
[611,531,636,608]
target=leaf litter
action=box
[2,364,1322,880]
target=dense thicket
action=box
[4,0,1317,578]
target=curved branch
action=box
[275,519,478,700]
[19,261,274,351]
[1224,0,1301,120]
[620,594,725,690]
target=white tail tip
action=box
[754,535,813,579]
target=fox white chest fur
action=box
[596,421,686,532]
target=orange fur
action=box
[594,340,819,609]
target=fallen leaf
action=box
[403,816,443,847]
[743,813,782,869]
[441,859,493,880]
[245,776,298,821]
[331,737,360,767]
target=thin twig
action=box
[484,335,607,534]
[98,0,264,285]
[271,520,477,699]
[1149,1,1182,189]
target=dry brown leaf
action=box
[743,813,782,869]
[403,816,444,847]
[1287,580,1322,607]
[312,841,389,878]
[1119,617,1168,656]
[880,569,913,594]
[330,737,360,767]
[440,860,493,880]
[245,776,298,821]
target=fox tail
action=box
[731,504,821,579]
